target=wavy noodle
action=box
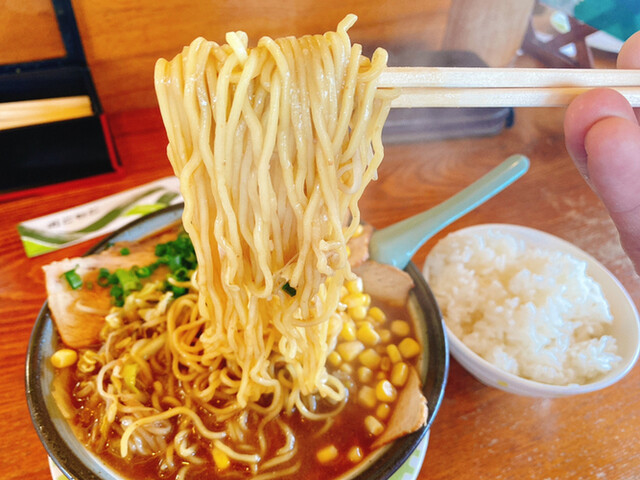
[67,15,392,479]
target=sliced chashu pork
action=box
[352,258,426,447]
[372,366,429,449]
[353,259,415,307]
[43,230,177,348]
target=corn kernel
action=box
[376,371,386,380]
[362,294,371,307]
[357,366,373,384]
[346,278,363,294]
[398,338,421,359]
[353,223,365,238]
[368,306,386,323]
[376,379,397,403]
[376,403,391,420]
[348,446,363,463]
[356,322,380,346]
[365,415,384,436]
[340,363,353,374]
[317,445,338,464]
[337,341,365,362]
[348,305,368,321]
[340,320,357,341]
[51,349,78,368]
[380,356,391,372]
[378,329,392,343]
[390,320,411,337]
[391,362,410,387]
[212,447,230,470]
[327,351,342,368]
[340,286,349,300]
[346,245,351,257]
[343,293,368,308]
[358,348,381,369]
[386,344,402,364]
[358,385,376,408]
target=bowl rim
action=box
[26,203,449,480]
[426,222,640,397]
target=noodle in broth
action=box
[47,15,426,480]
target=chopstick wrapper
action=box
[17,176,182,258]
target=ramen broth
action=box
[52,226,424,480]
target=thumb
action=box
[584,115,640,272]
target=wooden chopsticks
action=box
[0,95,93,131]
[2,68,636,126]
[379,68,640,108]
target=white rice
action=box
[423,229,621,386]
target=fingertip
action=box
[564,89,637,177]
[584,116,640,274]
[584,116,640,213]
[617,31,640,69]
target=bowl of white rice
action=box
[423,223,640,397]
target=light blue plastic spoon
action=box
[369,154,530,269]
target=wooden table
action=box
[2,97,639,478]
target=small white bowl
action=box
[424,223,640,397]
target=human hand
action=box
[564,32,640,274]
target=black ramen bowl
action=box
[26,203,449,480]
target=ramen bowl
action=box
[26,204,449,480]
[425,223,640,398]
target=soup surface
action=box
[50,225,426,480]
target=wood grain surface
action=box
[68,0,451,113]
[0,0,66,65]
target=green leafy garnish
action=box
[166,284,188,297]
[282,282,297,297]
[110,285,125,307]
[115,268,142,293]
[97,232,197,305]
[153,233,197,298]
[133,265,153,278]
[120,247,130,256]
[63,267,83,290]
[97,268,112,287]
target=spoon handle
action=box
[369,154,530,269]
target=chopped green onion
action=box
[168,254,183,272]
[95,231,197,305]
[282,282,297,297]
[155,243,168,256]
[114,268,142,294]
[170,285,188,297]
[63,267,83,290]
[172,267,189,281]
[97,268,111,287]
[110,285,123,299]
[133,265,153,278]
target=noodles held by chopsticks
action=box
[102,13,395,473]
